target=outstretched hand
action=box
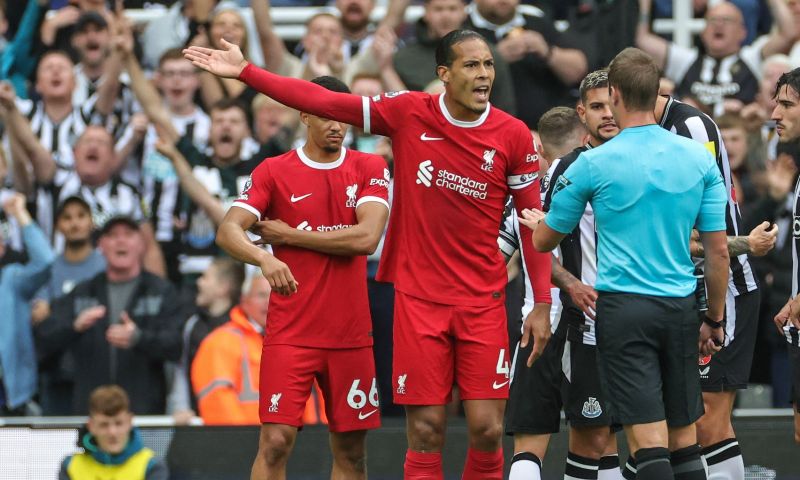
[183,38,248,79]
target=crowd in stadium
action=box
[1,0,800,477]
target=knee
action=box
[258,429,294,465]
[408,415,446,451]
[571,428,610,458]
[468,420,503,451]
[334,447,367,473]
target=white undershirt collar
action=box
[438,93,491,128]
[296,146,346,170]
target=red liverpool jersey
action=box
[231,147,390,348]
[363,91,541,306]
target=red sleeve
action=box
[356,154,390,210]
[507,126,552,304]
[363,90,415,137]
[239,63,364,127]
[231,159,273,220]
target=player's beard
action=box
[323,144,340,153]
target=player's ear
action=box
[299,112,309,127]
[437,65,450,84]
[576,102,586,121]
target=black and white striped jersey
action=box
[14,98,95,171]
[36,170,144,251]
[73,67,141,142]
[139,108,211,242]
[542,145,598,346]
[789,176,800,346]
[498,197,564,337]
[659,96,759,297]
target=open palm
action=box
[183,38,247,79]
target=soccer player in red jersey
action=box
[215,76,390,479]
[188,30,552,479]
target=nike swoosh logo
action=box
[358,409,378,420]
[290,193,312,203]
[492,380,509,390]
[420,132,444,141]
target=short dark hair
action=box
[537,106,585,150]
[435,29,488,68]
[159,48,191,69]
[607,47,660,112]
[212,257,245,305]
[36,50,74,80]
[209,97,249,119]
[774,67,800,100]
[89,385,130,416]
[579,69,609,104]
[56,195,92,220]
[311,76,351,94]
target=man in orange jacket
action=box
[191,273,327,425]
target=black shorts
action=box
[561,336,613,428]
[595,292,704,427]
[790,339,800,412]
[700,289,760,391]
[505,333,566,435]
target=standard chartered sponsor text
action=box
[436,169,488,199]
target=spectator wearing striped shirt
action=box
[636,0,796,118]
[0,82,165,276]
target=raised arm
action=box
[118,29,179,140]
[635,0,669,70]
[184,40,364,127]
[216,206,298,296]
[251,202,389,256]
[0,83,56,184]
[251,0,289,74]
[155,135,225,226]
[379,0,412,31]
[93,4,130,117]
[758,0,798,59]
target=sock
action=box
[701,439,743,480]
[671,444,707,480]
[462,448,503,479]
[622,456,636,480]
[634,447,673,480]
[599,454,625,480]
[509,452,542,480]
[404,450,443,480]
[565,451,599,479]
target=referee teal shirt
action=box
[545,124,727,297]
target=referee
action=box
[522,48,730,480]
[770,67,800,445]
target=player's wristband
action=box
[703,316,724,329]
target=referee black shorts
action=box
[700,289,760,392]
[595,292,704,427]
[505,331,566,436]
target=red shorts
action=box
[259,344,381,432]
[392,291,510,404]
